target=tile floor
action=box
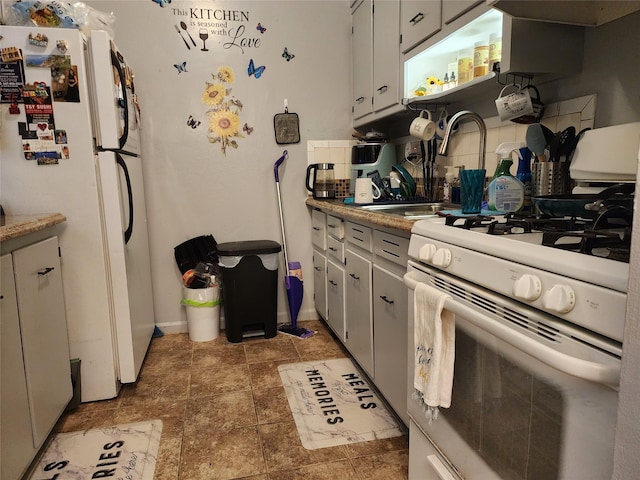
[55,319,409,480]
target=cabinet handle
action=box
[0,295,4,300]
[349,273,360,280]
[376,85,388,93]
[313,227,320,231]
[328,223,336,228]
[329,280,338,286]
[314,266,322,271]
[380,295,394,304]
[355,96,365,104]
[409,12,425,25]
[329,247,337,252]
[38,266,55,276]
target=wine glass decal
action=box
[199,29,209,51]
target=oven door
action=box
[404,260,620,480]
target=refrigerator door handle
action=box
[116,153,134,244]
[111,49,129,150]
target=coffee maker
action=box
[350,143,396,194]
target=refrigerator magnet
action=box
[56,40,68,53]
[28,33,49,47]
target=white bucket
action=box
[181,285,221,342]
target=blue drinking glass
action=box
[460,169,486,214]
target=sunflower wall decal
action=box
[201,66,246,155]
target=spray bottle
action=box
[488,142,525,212]
[516,147,533,212]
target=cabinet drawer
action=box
[326,214,345,239]
[311,209,327,250]
[400,0,441,54]
[345,221,373,252]
[327,236,345,264]
[373,230,409,267]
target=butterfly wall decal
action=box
[151,0,171,7]
[186,115,201,129]
[256,23,267,34]
[174,61,187,74]
[282,47,295,62]
[243,123,254,135]
[247,59,266,79]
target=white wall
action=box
[84,0,352,332]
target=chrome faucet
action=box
[438,110,487,171]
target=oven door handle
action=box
[404,271,620,386]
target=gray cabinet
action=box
[400,0,441,53]
[1,236,72,480]
[345,249,374,377]
[313,251,327,321]
[443,0,483,24]
[308,207,410,426]
[352,0,373,120]
[327,259,346,342]
[373,0,401,113]
[353,0,402,124]
[373,264,409,426]
[1,254,34,480]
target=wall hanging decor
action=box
[202,66,248,155]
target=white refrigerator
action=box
[0,26,155,402]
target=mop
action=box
[274,150,316,339]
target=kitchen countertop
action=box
[305,197,417,233]
[0,213,67,242]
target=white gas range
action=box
[403,122,639,480]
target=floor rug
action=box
[27,420,162,480]
[278,358,403,449]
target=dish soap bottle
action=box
[488,142,525,212]
[443,166,456,201]
[516,147,533,212]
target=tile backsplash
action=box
[307,140,356,198]
[307,94,596,199]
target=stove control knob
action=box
[419,243,437,262]
[542,284,576,313]
[432,248,452,268]
[513,274,542,301]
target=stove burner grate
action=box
[542,229,631,262]
[444,215,497,230]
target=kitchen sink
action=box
[355,202,455,218]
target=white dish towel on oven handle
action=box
[412,283,455,423]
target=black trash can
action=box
[217,240,282,343]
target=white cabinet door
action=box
[373,264,409,426]
[12,237,72,449]
[345,249,374,377]
[373,0,401,112]
[442,0,483,24]
[327,259,346,342]
[400,0,442,53]
[313,250,327,321]
[1,254,35,480]
[352,0,373,119]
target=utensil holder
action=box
[532,162,572,196]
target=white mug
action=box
[409,110,436,141]
[354,177,381,204]
[494,84,534,122]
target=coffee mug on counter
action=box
[409,110,436,141]
[354,177,382,204]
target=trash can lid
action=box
[216,240,281,256]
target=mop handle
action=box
[274,151,290,269]
[274,150,288,183]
